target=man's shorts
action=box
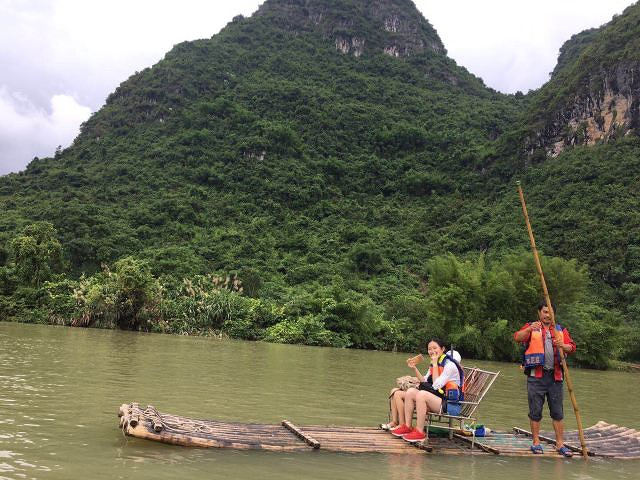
[527,370,564,421]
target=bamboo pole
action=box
[516,181,588,459]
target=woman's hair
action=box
[426,338,446,350]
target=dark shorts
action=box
[418,382,445,399]
[527,370,564,422]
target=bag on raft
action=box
[395,375,420,391]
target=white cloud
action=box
[418,0,633,93]
[0,0,262,175]
[0,87,91,175]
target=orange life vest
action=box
[524,329,545,367]
[523,324,563,368]
[428,355,464,401]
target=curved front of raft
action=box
[118,403,640,458]
[118,403,431,454]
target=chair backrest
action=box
[458,366,499,418]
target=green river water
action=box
[1,322,639,480]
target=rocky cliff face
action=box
[530,62,640,157]
[525,2,640,158]
[255,0,445,58]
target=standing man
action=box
[514,300,576,457]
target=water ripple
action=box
[1,322,640,480]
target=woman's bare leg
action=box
[403,388,419,428]
[414,391,442,432]
[387,388,403,426]
[392,390,407,425]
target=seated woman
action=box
[390,338,463,443]
[381,354,423,431]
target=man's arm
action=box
[514,323,532,343]
[554,328,576,355]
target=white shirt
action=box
[424,360,461,391]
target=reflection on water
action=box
[385,452,640,480]
[1,322,639,480]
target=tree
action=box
[9,222,62,287]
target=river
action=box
[1,322,639,480]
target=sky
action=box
[0,0,634,175]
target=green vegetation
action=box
[0,221,631,368]
[0,0,639,368]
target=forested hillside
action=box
[0,0,638,366]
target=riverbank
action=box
[611,360,640,372]
[2,248,638,369]
[1,316,635,373]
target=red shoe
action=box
[402,429,426,443]
[390,424,412,437]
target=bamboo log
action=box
[412,442,433,452]
[129,414,139,428]
[152,419,163,433]
[282,420,321,449]
[516,182,589,458]
[453,434,500,455]
[513,427,591,455]
[116,405,640,458]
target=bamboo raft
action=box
[118,403,640,459]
